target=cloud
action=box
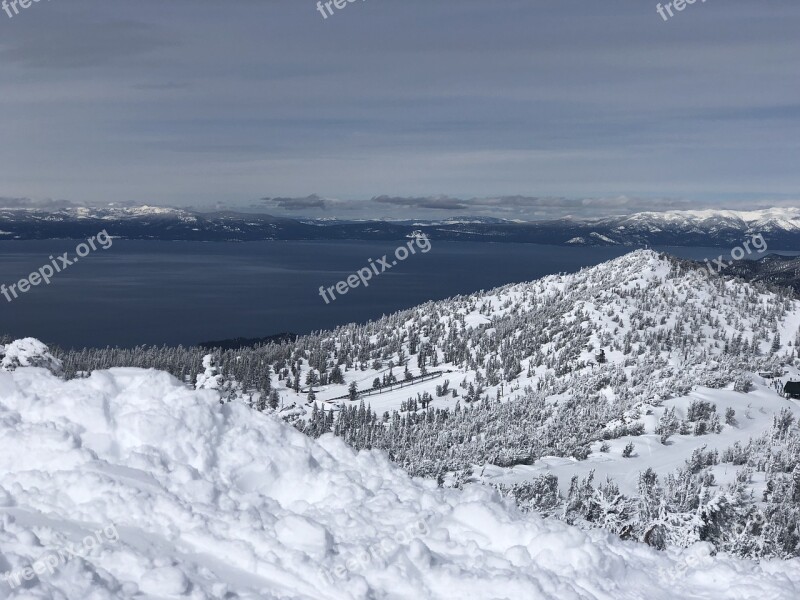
[131,82,192,91]
[245,193,800,221]
[246,194,737,220]
[261,195,328,211]
[372,196,470,210]
[366,195,700,219]
[0,197,80,209]
[0,20,171,69]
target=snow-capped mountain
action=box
[1,205,799,248]
[614,207,800,233]
[1,337,800,598]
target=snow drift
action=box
[0,338,62,374]
[0,360,799,599]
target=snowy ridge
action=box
[0,365,799,598]
[307,249,799,413]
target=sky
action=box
[0,0,799,220]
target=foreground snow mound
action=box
[0,365,798,599]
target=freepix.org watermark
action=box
[320,518,431,583]
[318,234,431,304]
[703,233,767,275]
[1,524,119,589]
[2,0,50,19]
[316,0,366,20]
[1,230,113,303]
[656,0,707,22]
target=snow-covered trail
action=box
[0,365,799,599]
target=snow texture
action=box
[0,360,799,599]
[0,338,62,374]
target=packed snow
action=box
[0,356,799,598]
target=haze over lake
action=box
[0,241,793,348]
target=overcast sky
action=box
[1,0,799,219]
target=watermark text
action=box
[703,233,767,275]
[1,524,119,589]
[1,230,113,303]
[318,234,431,304]
[657,0,708,22]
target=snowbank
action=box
[0,362,798,599]
[0,338,62,374]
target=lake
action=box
[0,240,794,348]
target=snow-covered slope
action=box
[1,364,799,599]
[304,249,799,418]
[248,250,800,558]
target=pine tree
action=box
[622,442,635,458]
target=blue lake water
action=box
[0,241,795,348]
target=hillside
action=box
[0,356,799,598]
[48,249,800,560]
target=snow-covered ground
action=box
[481,377,800,495]
[1,363,799,599]
[278,251,800,495]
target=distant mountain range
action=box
[1,205,799,249]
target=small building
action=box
[784,381,800,400]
